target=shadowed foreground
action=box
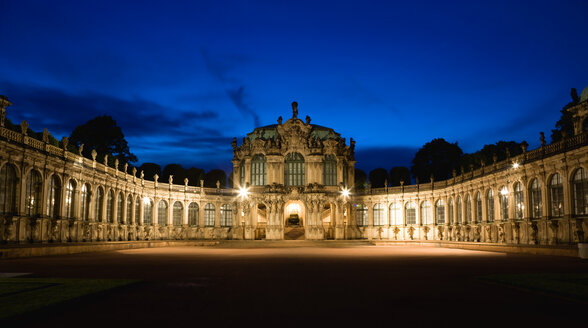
[1,245,587,327]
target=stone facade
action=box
[0,96,587,245]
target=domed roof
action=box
[246,123,341,142]
[580,85,588,103]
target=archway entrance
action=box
[284,200,305,240]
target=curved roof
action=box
[580,85,588,103]
[246,123,341,142]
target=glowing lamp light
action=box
[341,188,350,198]
[143,196,150,205]
[500,187,509,196]
[512,163,520,169]
[238,186,250,200]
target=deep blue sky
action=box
[1,0,587,174]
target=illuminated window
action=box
[158,200,168,225]
[514,182,524,219]
[106,190,114,223]
[456,196,462,223]
[65,180,76,219]
[220,204,232,227]
[486,189,494,222]
[80,184,91,221]
[204,203,215,226]
[25,170,42,217]
[573,168,588,215]
[251,154,266,186]
[355,204,368,227]
[549,174,564,217]
[389,202,401,225]
[135,196,140,224]
[323,155,337,186]
[530,179,542,219]
[126,195,133,224]
[285,152,305,186]
[116,192,123,224]
[173,201,183,226]
[421,201,432,225]
[435,199,445,225]
[499,186,509,220]
[188,202,199,226]
[143,198,153,225]
[448,198,454,224]
[405,202,416,225]
[0,164,18,215]
[465,194,472,223]
[373,204,386,226]
[95,187,104,222]
[46,174,61,218]
[475,192,482,223]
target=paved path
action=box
[2,245,586,327]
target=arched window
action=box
[188,202,199,226]
[46,174,61,218]
[117,192,124,224]
[143,198,153,225]
[549,174,564,217]
[285,152,304,186]
[486,190,494,222]
[435,199,445,225]
[514,182,524,219]
[106,190,114,223]
[465,194,472,223]
[355,204,368,227]
[64,180,76,219]
[448,198,454,224]
[373,204,386,226]
[80,184,91,221]
[499,186,509,220]
[405,202,416,225]
[421,201,432,225]
[220,204,232,227]
[0,164,18,215]
[456,197,463,224]
[239,160,245,187]
[475,192,482,223]
[204,203,215,226]
[126,195,133,224]
[173,201,183,226]
[389,203,401,225]
[323,155,337,186]
[135,196,140,225]
[251,154,267,186]
[530,179,542,219]
[95,187,104,222]
[572,168,588,215]
[25,170,42,217]
[158,200,168,225]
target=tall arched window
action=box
[158,200,168,225]
[65,179,76,219]
[188,202,199,226]
[530,179,542,219]
[405,202,416,225]
[106,190,114,223]
[0,164,18,215]
[204,203,215,226]
[251,154,267,186]
[572,168,588,215]
[435,199,445,225]
[355,204,368,227]
[285,152,304,186]
[373,204,386,226]
[80,184,91,221]
[486,189,494,222]
[389,203,401,225]
[448,198,454,224]
[456,197,463,224]
[135,196,141,225]
[117,192,124,224]
[25,170,42,217]
[421,201,432,225]
[475,192,482,223]
[514,182,524,219]
[549,174,564,217]
[173,201,183,226]
[323,155,337,186]
[95,187,104,222]
[46,174,61,218]
[143,198,153,225]
[499,186,509,220]
[220,204,232,227]
[465,195,472,223]
[126,195,133,224]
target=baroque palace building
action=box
[0,91,588,245]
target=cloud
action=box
[200,48,261,127]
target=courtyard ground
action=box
[1,243,587,327]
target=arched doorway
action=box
[284,200,305,240]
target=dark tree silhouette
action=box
[162,164,187,184]
[186,167,205,186]
[228,170,234,188]
[411,138,463,183]
[369,168,389,188]
[460,141,525,171]
[204,169,227,188]
[389,166,411,186]
[354,168,367,191]
[69,115,137,166]
[138,163,161,181]
[550,108,575,143]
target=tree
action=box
[354,168,367,191]
[186,167,205,186]
[411,138,463,183]
[369,168,389,188]
[204,169,227,188]
[461,141,525,171]
[138,163,161,181]
[162,164,187,184]
[389,166,411,186]
[550,108,575,143]
[69,115,137,166]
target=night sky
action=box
[1,0,587,174]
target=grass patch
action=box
[478,274,588,302]
[0,278,137,319]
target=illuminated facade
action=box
[0,92,587,244]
